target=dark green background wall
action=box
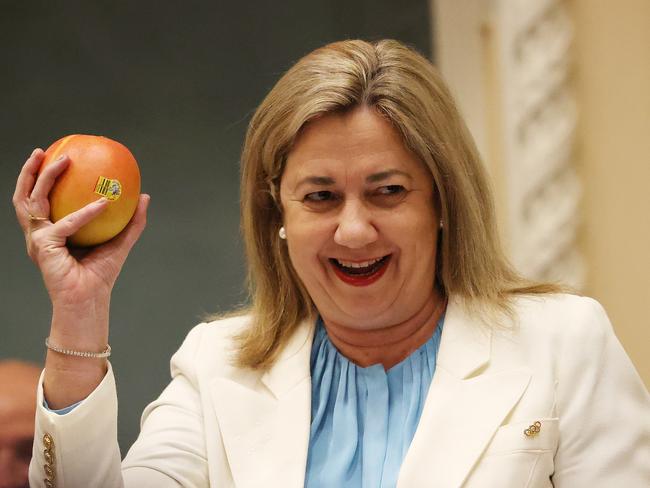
[1,0,433,451]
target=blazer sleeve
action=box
[29,323,210,488]
[551,298,650,487]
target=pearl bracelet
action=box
[45,337,111,358]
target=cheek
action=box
[286,237,330,298]
[285,215,331,270]
[417,223,439,267]
[390,210,438,273]
[390,205,438,245]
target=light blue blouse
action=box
[305,316,444,488]
[44,398,81,415]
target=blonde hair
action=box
[234,39,561,369]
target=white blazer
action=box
[30,294,650,487]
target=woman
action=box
[14,40,649,487]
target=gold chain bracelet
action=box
[45,337,111,358]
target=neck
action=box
[323,289,446,370]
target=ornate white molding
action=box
[494,0,584,287]
[434,0,583,287]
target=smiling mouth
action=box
[331,255,390,274]
[329,255,391,286]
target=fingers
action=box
[13,149,72,238]
[50,198,109,238]
[85,194,150,268]
[29,154,70,213]
[13,149,46,231]
[100,194,151,256]
[13,148,44,204]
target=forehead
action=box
[283,106,428,180]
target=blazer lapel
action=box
[398,299,531,487]
[210,319,315,488]
[210,300,530,488]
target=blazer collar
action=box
[210,319,315,488]
[398,297,531,487]
[260,319,314,398]
[436,296,492,379]
[210,300,530,488]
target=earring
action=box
[279,226,287,240]
[439,219,444,230]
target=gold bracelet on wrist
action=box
[45,337,111,358]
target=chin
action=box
[330,296,400,326]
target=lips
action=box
[329,255,391,286]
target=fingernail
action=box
[55,154,66,162]
[97,197,108,204]
[31,148,41,157]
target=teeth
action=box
[336,257,382,269]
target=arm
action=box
[30,363,123,488]
[12,148,149,410]
[12,149,149,486]
[121,323,209,487]
[552,298,650,486]
[29,324,210,488]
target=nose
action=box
[333,198,378,249]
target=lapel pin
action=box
[524,421,542,437]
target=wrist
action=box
[43,356,108,409]
[46,337,111,358]
[50,300,110,350]
[51,291,111,313]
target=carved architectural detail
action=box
[495,0,584,286]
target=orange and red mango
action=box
[40,134,141,247]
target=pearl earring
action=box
[439,219,444,229]
[279,227,287,240]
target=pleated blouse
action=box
[305,315,444,487]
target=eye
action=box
[376,185,406,196]
[304,190,335,202]
[302,190,341,211]
[369,185,409,206]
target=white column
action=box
[434,0,584,287]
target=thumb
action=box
[85,194,151,266]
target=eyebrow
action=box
[294,169,412,191]
[295,176,335,191]
[365,169,412,183]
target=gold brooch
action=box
[524,421,542,437]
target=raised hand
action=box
[13,148,149,306]
[12,147,150,408]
